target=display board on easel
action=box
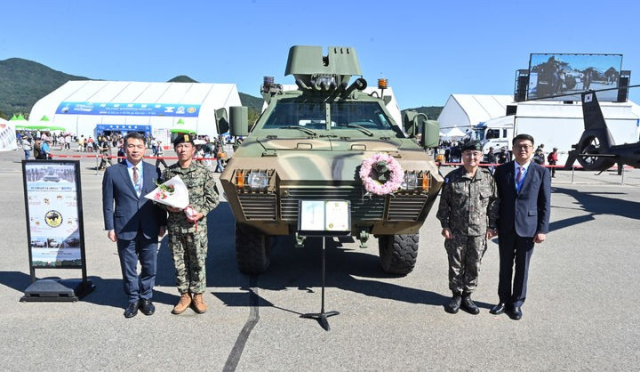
[20,159,94,302]
[298,200,351,237]
[298,200,350,331]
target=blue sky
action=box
[2,0,639,109]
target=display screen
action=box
[527,53,623,101]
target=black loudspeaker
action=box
[617,73,630,102]
[506,105,518,116]
[514,69,529,102]
[515,76,528,102]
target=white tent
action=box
[438,94,514,132]
[29,80,242,142]
[481,115,515,128]
[445,126,466,138]
[0,118,17,152]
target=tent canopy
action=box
[169,128,197,134]
[16,124,66,131]
[444,126,466,138]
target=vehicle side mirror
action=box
[229,106,249,136]
[215,108,230,135]
[402,110,421,136]
[422,120,440,148]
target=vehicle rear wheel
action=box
[235,223,271,274]
[378,234,419,275]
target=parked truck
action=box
[474,100,640,166]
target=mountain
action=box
[168,75,198,83]
[401,106,443,121]
[239,92,263,114]
[0,58,266,121]
[0,58,442,123]
[0,58,90,118]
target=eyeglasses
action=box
[514,144,533,151]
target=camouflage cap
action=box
[173,133,194,147]
[461,140,482,152]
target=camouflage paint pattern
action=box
[436,166,499,294]
[220,90,443,237]
[162,161,219,294]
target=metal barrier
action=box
[437,162,631,185]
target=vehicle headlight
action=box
[400,171,431,192]
[247,171,269,190]
[234,169,275,192]
[401,172,418,191]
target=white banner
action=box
[0,120,17,152]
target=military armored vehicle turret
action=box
[219,46,443,275]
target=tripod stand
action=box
[300,236,339,331]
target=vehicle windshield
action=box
[262,101,395,132]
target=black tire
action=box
[378,234,419,275]
[235,223,271,274]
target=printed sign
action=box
[298,200,351,236]
[23,161,85,267]
[55,102,201,117]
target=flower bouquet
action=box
[144,175,189,210]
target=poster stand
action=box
[298,200,351,331]
[20,160,95,302]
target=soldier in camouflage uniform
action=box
[162,134,220,315]
[436,141,499,315]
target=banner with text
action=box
[55,102,201,117]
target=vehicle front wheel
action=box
[235,223,271,274]
[378,234,419,275]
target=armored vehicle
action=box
[219,46,443,275]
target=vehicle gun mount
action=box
[283,46,367,95]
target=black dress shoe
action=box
[490,302,506,315]
[140,299,155,316]
[509,306,523,320]
[445,295,462,314]
[461,295,480,315]
[124,301,140,318]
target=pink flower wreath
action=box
[359,153,403,195]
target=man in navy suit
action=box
[102,132,167,318]
[491,134,551,320]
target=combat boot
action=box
[461,294,480,315]
[445,294,462,314]
[172,293,192,315]
[192,293,208,314]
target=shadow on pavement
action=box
[551,187,640,232]
[205,203,450,312]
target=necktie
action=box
[516,166,523,184]
[133,166,140,195]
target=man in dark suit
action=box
[491,134,551,320]
[102,132,167,318]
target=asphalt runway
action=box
[1,148,639,371]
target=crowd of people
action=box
[438,140,559,178]
[18,130,237,175]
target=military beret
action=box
[461,140,482,152]
[173,133,194,147]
